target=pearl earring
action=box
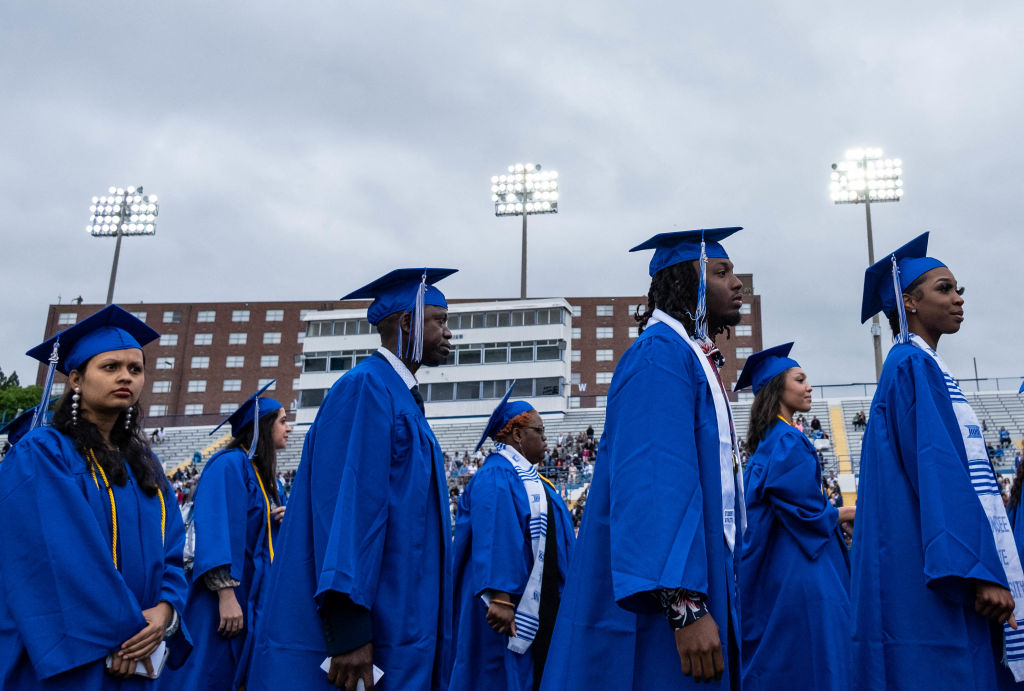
[71,387,81,424]
[911,309,917,314]
[124,405,133,430]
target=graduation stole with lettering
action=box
[910,334,1024,681]
[494,442,548,654]
[647,308,746,551]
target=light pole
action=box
[491,163,559,298]
[830,148,903,380]
[88,186,159,305]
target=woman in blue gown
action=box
[852,233,1022,690]
[0,305,190,689]
[162,383,291,690]
[735,343,853,690]
[450,392,575,691]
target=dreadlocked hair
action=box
[634,260,732,340]
[745,371,788,455]
[227,410,282,504]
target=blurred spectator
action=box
[1000,426,1012,449]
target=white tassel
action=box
[410,271,428,362]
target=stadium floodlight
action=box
[87,185,159,305]
[491,163,559,298]
[830,148,903,380]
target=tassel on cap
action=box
[410,270,428,363]
[31,339,60,431]
[695,237,709,342]
[891,255,909,344]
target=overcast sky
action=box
[3,1,1022,391]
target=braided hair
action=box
[634,260,734,339]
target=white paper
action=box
[105,641,168,679]
[320,658,383,690]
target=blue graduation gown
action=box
[739,420,850,690]
[851,343,1017,690]
[247,354,452,691]
[539,321,743,691]
[0,426,190,689]
[161,448,278,690]
[450,454,576,691]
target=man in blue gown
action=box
[540,228,747,690]
[248,268,456,691]
[450,390,576,691]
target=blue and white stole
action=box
[494,441,548,655]
[647,309,746,551]
[911,334,1024,681]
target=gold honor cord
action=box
[251,461,275,563]
[88,450,167,571]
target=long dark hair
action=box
[745,371,788,455]
[634,261,732,340]
[52,359,166,497]
[226,409,281,504]
[1008,462,1024,513]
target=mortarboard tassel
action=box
[410,270,428,363]
[694,238,709,342]
[31,339,60,431]
[891,255,909,344]
[247,396,260,460]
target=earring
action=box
[911,309,917,314]
[124,405,133,430]
[71,387,81,425]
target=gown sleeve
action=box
[462,463,532,598]
[607,340,709,612]
[191,451,249,583]
[0,432,147,679]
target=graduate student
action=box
[0,305,190,688]
[852,232,1024,689]
[161,383,291,690]
[450,388,575,691]
[735,343,853,690]
[248,268,456,691]
[0,396,58,456]
[1006,384,1024,565]
[540,228,747,690]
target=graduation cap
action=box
[341,268,457,363]
[861,232,946,343]
[1,397,59,446]
[211,380,283,460]
[734,343,799,394]
[629,227,742,341]
[474,382,535,453]
[25,305,159,432]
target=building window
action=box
[628,326,639,339]
[191,356,210,369]
[258,378,277,390]
[263,332,282,344]
[299,309,312,320]
[187,380,207,393]
[228,332,248,345]
[568,396,581,409]
[735,325,752,337]
[159,334,178,347]
[266,309,284,322]
[628,304,642,316]
[232,310,250,322]
[572,328,581,340]
[297,331,305,343]
[295,355,303,367]
[571,372,581,385]
[260,355,279,368]
[226,356,245,368]
[163,311,181,324]
[596,372,613,385]
[736,347,753,360]
[596,327,613,339]
[184,404,204,416]
[156,357,175,370]
[595,395,608,407]
[739,303,751,315]
[129,311,147,321]
[149,404,168,417]
[596,349,614,361]
[220,403,237,415]
[197,310,216,323]
[50,382,66,395]
[596,305,614,317]
[223,379,242,392]
[57,312,77,325]
[194,333,213,346]
[152,381,171,394]
[571,349,581,362]
[570,305,581,318]
[292,378,301,390]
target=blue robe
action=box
[539,321,743,691]
[0,426,190,689]
[739,419,850,690]
[161,448,278,690]
[1009,499,1024,567]
[247,354,452,691]
[851,343,1017,690]
[450,453,576,691]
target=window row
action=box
[150,378,297,394]
[302,340,565,374]
[154,354,284,370]
[298,376,563,408]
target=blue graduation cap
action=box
[1,397,58,446]
[734,343,799,394]
[211,380,283,460]
[629,227,742,342]
[25,305,159,432]
[474,383,535,453]
[861,232,946,343]
[341,268,457,363]
[1019,380,1024,395]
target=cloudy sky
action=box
[3,1,1022,390]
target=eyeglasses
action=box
[524,426,546,436]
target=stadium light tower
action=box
[88,186,159,305]
[491,163,559,299]
[830,148,903,380]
